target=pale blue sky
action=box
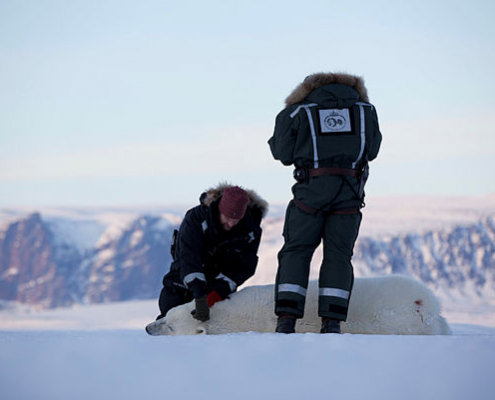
[1,0,494,207]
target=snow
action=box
[359,194,495,236]
[0,328,494,400]
[249,194,495,288]
[2,195,495,246]
[0,206,185,254]
[44,216,107,254]
[259,194,495,238]
[1,299,495,400]
[2,197,495,400]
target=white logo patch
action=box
[319,109,352,134]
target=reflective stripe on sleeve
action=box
[278,283,307,296]
[216,273,237,292]
[248,231,255,243]
[319,287,350,300]
[183,272,206,286]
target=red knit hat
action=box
[218,186,249,219]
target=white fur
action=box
[146,275,451,336]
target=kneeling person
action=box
[148,184,268,330]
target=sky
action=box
[1,0,495,208]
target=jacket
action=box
[169,183,268,299]
[269,72,382,170]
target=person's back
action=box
[268,72,382,333]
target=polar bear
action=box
[145,274,451,336]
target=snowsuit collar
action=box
[285,72,370,106]
[200,183,269,218]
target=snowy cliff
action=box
[1,196,495,308]
[0,209,180,308]
[354,216,495,299]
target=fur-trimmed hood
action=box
[285,72,369,106]
[201,183,269,218]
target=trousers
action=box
[275,175,362,320]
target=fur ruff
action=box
[285,72,369,106]
[202,182,269,218]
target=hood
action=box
[285,72,369,106]
[201,183,269,218]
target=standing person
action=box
[146,183,268,333]
[268,72,382,334]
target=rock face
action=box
[84,215,174,304]
[0,212,177,308]
[0,213,75,308]
[353,216,495,297]
[1,209,495,309]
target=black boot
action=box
[276,314,297,334]
[321,317,341,334]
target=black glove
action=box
[191,295,210,322]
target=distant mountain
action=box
[0,211,178,308]
[0,213,76,308]
[1,197,495,308]
[353,216,495,299]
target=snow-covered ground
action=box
[1,298,495,400]
[1,294,495,331]
[2,196,495,400]
[1,327,494,400]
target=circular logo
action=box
[324,114,346,131]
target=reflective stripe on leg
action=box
[319,287,350,300]
[278,283,307,296]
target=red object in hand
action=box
[207,291,222,307]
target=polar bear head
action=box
[146,301,208,336]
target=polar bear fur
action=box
[146,275,452,336]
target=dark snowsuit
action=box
[268,73,382,321]
[157,184,268,318]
